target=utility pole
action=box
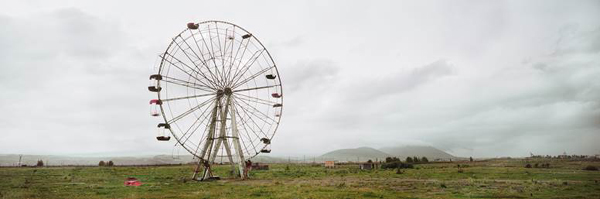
[18,155,22,167]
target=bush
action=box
[525,164,532,168]
[583,165,598,171]
[36,160,44,167]
[107,161,114,167]
[385,157,400,163]
[99,161,106,167]
[382,162,413,169]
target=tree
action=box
[413,156,420,163]
[469,157,473,162]
[406,157,413,163]
[385,157,393,163]
[421,157,429,163]
[367,159,372,163]
[99,161,106,167]
[36,160,44,167]
[108,161,114,167]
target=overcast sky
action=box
[0,0,599,158]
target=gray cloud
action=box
[1,1,599,158]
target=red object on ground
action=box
[124,177,142,186]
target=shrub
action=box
[107,161,114,167]
[385,157,400,163]
[382,162,413,169]
[36,160,44,167]
[525,164,532,168]
[99,161,106,167]
[583,165,598,171]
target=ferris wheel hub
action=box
[224,87,233,95]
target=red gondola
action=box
[149,99,162,116]
[271,93,281,98]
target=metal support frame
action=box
[191,91,247,180]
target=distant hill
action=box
[319,147,391,161]
[379,146,455,161]
[317,146,457,162]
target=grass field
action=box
[1,159,599,198]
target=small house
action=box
[359,163,374,170]
[251,163,269,170]
[324,161,335,168]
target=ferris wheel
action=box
[148,21,283,180]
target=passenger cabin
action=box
[242,33,252,39]
[260,138,271,144]
[266,74,276,79]
[187,22,199,29]
[273,103,282,108]
[271,93,282,98]
[149,99,162,117]
[156,123,171,141]
[148,74,162,92]
[260,138,271,153]
[260,149,271,153]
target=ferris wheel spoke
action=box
[185,31,221,85]
[232,66,275,89]
[162,92,216,103]
[228,49,265,87]
[214,23,227,80]
[198,26,225,87]
[233,97,278,124]
[233,92,278,106]
[174,36,223,88]
[226,36,250,87]
[231,104,260,154]
[162,76,214,92]
[233,84,280,93]
[224,27,239,85]
[180,100,216,145]
[161,52,218,89]
[208,24,226,83]
[166,96,216,124]
[232,98,273,134]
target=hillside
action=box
[319,147,391,161]
[379,146,455,161]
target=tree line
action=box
[98,160,115,167]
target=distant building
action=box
[359,163,374,170]
[324,161,335,168]
[251,163,269,170]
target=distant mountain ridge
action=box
[379,146,455,160]
[320,147,391,161]
[319,146,455,161]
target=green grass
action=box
[1,159,599,198]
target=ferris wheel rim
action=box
[154,20,283,161]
